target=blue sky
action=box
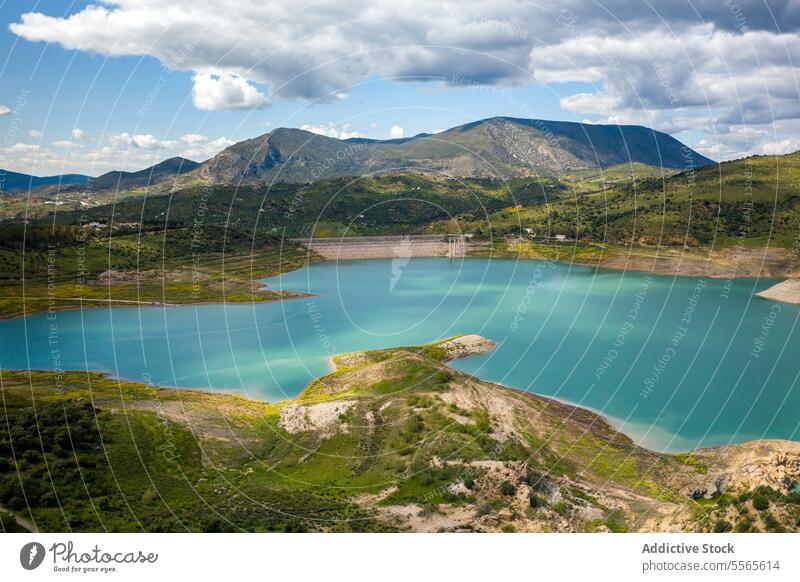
[1,1,798,175]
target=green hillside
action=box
[448,152,800,248]
[43,172,564,237]
[0,224,315,319]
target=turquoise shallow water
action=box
[0,257,798,451]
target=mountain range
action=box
[193,117,714,185]
[1,117,715,195]
[0,157,199,194]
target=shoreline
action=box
[6,328,799,458]
[0,289,311,322]
[2,247,795,321]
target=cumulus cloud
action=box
[389,125,405,139]
[52,140,82,148]
[105,132,232,159]
[108,132,178,150]
[192,73,268,111]
[179,135,235,159]
[760,138,800,156]
[300,123,359,139]
[180,133,208,145]
[0,105,10,116]
[71,128,86,139]
[1,130,234,175]
[530,23,800,158]
[29,129,43,138]
[8,1,800,157]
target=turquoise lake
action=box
[0,257,798,452]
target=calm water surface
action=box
[1,258,797,451]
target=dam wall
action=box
[290,235,478,260]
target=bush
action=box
[500,480,516,496]
[6,496,25,511]
[0,510,26,533]
[752,495,770,511]
[22,450,41,463]
[529,494,544,508]
[763,512,784,532]
[734,516,755,533]
[712,519,732,533]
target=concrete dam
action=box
[290,235,480,260]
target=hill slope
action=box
[192,117,713,185]
[88,156,199,191]
[0,169,91,193]
[455,150,800,250]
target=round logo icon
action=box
[20,542,46,570]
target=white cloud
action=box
[760,138,800,156]
[0,105,10,116]
[0,129,234,175]
[389,125,405,139]
[7,143,40,153]
[181,136,235,160]
[29,129,43,138]
[300,123,359,139]
[52,140,82,148]
[133,134,177,149]
[180,133,208,144]
[192,73,268,111]
[108,132,177,150]
[71,128,86,139]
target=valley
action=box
[2,116,799,535]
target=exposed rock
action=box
[279,399,357,436]
[755,279,800,304]
[436,334,496,360]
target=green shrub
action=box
[734,516,754,533]
[712,519,732,533]
[500,480,516,496]
[763,512,784,532]
[22,450,41,463]
[752,495,770,511]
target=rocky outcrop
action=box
[756,279,800,304]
